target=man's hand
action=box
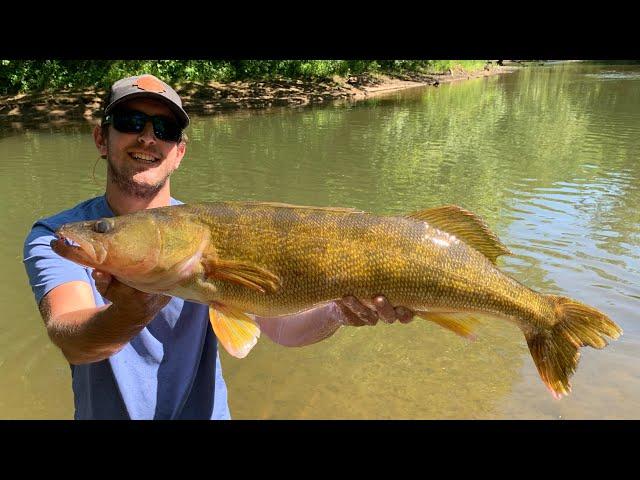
[255,295,415,348]
[92,270,171,324]
[39,272,172,365]
[336,295,415,326]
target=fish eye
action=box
[94,219,112,234]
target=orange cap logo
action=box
[133,75,166,93]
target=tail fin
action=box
[524,295,622,399]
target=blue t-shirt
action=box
[23,195,231,420]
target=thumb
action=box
[92,270,112,296]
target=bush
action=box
[0,60,490,95]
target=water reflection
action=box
[1,62,639,418]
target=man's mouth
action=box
[129,151,160,164]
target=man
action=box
[23,74,414,420]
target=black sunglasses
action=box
[103,109,183,143]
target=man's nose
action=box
[137,121,156,144]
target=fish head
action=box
[52,212,163,278]
[52,208,211,287]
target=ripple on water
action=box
[584,71,640,80]
[3,63,640,419]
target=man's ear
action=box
[93,125,108,159]
[174,140,186,169]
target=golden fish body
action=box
[178,203,543,324]
[53,201,622,398]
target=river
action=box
[1,61,638,419]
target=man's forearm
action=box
[254,302,344,347]
[47,304,155,365]
[252,296,414,348]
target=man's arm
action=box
[255,295,415,348]
[39,272,170,365]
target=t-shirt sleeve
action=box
[212,350,231,420]
[23,223,91,305]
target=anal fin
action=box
[209,303,261,359]
[415,310,483,341]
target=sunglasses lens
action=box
[113,111,146,134]
[112,110,181,142]
[152,117,182,142]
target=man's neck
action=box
[105,181,172,216]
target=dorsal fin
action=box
[405,205,511,264]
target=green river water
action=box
[1,62,638,419]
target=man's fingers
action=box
[335,299,367,326]
[395,306,415,324]
[372,295,397,324]
[92,269,171,312]
[92,270,111,283]
[373,296,415,324]
[154,294,172,309]
[92,270,112,296]
[339,296,378,326]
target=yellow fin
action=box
[405,205,511,264]
[523,295,622,399]
[415,311,483,341]
[203,255,282,294]
[209,304,261,359]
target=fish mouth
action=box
[51,231,108,267]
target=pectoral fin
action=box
[405,205,511,264]
[209,303,261,359]
[415,311,483,341]
[202,255,282,293]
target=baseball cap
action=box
[103,74,190,129]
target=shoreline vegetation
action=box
[0,60,525,131]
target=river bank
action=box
[0,64,518,131]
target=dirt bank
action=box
[0,65,517,132]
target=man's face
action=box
[95,98,186,199]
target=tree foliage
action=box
[0,60,489,96]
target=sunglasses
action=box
[103,109,183,143]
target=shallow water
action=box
[1,62,639,419]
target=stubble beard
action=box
[106,156,172,200]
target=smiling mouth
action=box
[129,152,160,164]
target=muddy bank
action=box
[0,65,517,132]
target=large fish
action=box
[51,201,622,398]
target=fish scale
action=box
[53,201,623,398]
[188,203,544,321]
